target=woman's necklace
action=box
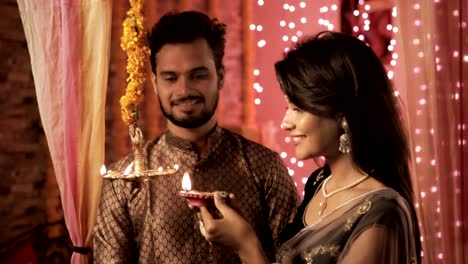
[318,174,370,216]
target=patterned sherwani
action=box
[93,127,300,263]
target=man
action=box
[93,11,299,263]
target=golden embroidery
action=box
[344,200,373,231]
[358,200,372,214]
[277,246,292,262]
[344,216,357,231]
[302,244,340,264]
[410,257,417,263]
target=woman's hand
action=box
[199,192,269,264]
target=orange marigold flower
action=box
[120,0,150,125]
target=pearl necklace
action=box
[318,174,370,216]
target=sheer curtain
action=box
[394,0,467,263]
[17,1,111,263]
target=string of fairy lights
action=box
[250,0,340,194]
[251,0,397,194]
[402,2,464,262]
[249,1,466,261]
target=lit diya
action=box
[178,172,226,207]
[99,126,178,181]
[100,163,179,181]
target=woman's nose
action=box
[280,118,294,130]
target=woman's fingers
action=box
[212,192,232,215]
[199,206,214,222]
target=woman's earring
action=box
[339,118,352,154]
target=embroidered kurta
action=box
[93,127,300,263]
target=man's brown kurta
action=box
[93,127,299,263]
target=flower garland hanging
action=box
[120,0,150,125]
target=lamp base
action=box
[179,190,216,207]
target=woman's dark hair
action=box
[275,31,420,261]
[148,11,226,73]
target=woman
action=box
[200,31,421,263]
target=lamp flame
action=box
[182,172,191,191]
[124,162,134,176]
[100,165,107,175]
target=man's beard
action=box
[158,93,219,129]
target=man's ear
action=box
[217,67,225,90]
[151,73,158,95]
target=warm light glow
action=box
[387,71,394,79]
[182,172,191,191]
[257,40,266,47]
[100,165,107,175]
[124,162,134,176]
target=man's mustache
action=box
[170,95,204,105]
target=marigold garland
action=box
[120,0,150,125]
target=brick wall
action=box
[0,1,69,262]
[0,0,48,259]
